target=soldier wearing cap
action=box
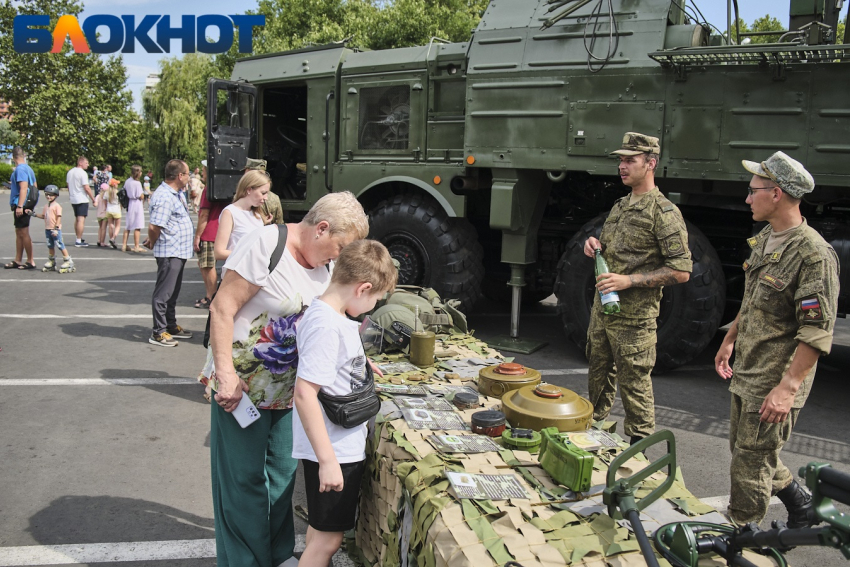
[244,158,283,224]
[715,151,839,528]
[583,132,692,445]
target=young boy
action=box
[292,239,397,567]
[32,185,75,273]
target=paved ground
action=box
[0,190,848,566]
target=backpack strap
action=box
[267,224,288,273]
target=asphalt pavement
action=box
[1,190,848,567]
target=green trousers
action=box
[211,402,297,567]
[728,393,798,525]
[586,309,657,439]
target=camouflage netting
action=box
[347,333,736,567]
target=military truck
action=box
[206,0,850,369]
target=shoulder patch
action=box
[801,296,823,321]
[747,237,759,248]
[742,261,750,271]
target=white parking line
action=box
[0,314,208,319]
[539,368,588,375]
[0,279,204,283]
[0,534,355,566]
[0,378,199,386]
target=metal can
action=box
[477,363,541,399]
[453,391,480,410]
[470,410,507,437]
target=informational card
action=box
[377,361,421,375]
[445,471,529,500]
[401,409,468,430]
[566,429,622,452]
[426,385,478,397]
[428,434,501,454]
[376,384,429,396]
[394,397,454,411]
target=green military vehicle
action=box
[206,0,849,369]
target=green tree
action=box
[0,0,138,166]
[142,53,218,175]
[838,18,846,44]
[0,119,19,157]
[746,15,785,44]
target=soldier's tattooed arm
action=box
[627,266,689,288]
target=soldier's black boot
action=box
[776,480,818,529]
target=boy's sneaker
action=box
[75,240,89,247]
[166,325,193,339]
[149,332,178,347]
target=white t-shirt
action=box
[292,299,368,463]
[66,167,90,205]
[204,224,332,410]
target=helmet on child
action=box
[44,185,59,197]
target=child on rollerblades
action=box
[31,185,75,273]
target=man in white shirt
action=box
[66,156,95,247]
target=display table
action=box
[350,334,762,567]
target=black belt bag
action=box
[317,364,381,429]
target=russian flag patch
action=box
[801,298,820,310]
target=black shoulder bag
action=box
[203,224,288,348]
[317,362,381,429]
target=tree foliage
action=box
[142,53,218,174]
[0,0,139,168]
[0,119,19,157]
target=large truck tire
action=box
[555,213,725,372]
[368,192,484,312]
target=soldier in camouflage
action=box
[715,152,839,528]
[583,133,693,443]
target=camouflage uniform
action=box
[728,219,839,524]
[263,191,284,225]
[587,174,693,438]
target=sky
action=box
[76,0,847,114]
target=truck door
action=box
[206,79,258,201]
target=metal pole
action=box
[727,0,732,45]
[508,264,525,339]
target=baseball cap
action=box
[741,151,814,199]
[610,132,661,156]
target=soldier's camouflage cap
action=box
[610,132,661,156]
[244,158,267,171]
[741,151,814,199]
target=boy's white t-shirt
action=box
[292,299,368,464]
[203,224,332,410]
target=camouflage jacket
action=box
[597,187,693,319]
[730,219,839,408]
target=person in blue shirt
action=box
[6,146,37,269]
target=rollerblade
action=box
[58,259,76,274]
[42,257,56,272]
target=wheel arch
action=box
[354,176,461,218]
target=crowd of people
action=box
[6,138,840,567]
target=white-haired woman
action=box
[205,191,369,567]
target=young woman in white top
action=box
[214,170,273,264]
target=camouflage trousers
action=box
[729,393,799,525]
[586,309,657,439]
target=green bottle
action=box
[594,248,621,314]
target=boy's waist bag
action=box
[317,363,380,429]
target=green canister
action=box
[409,330,436,367]
[501,428,543,454]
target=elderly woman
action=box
[205,191,369,567]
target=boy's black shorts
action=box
[302,458,366,532]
